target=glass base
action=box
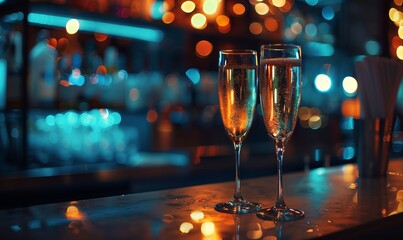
[215,200,261,214]
[256,206,304,221]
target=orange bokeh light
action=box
[264,17,279,32]
[216,15,230,27]
[233,3,245,15]
[341,98,361,119]
[147,109,158,123]
[162,12,175,24]
[196,40,213,57]
[94,33,108,42]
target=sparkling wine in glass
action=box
[256,44,304,221]
[215,50,261,214]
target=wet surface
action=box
[0,159,402,239]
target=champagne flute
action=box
[256,44,304,221]
[215,50,261,214]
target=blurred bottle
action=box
[29,30,57,107]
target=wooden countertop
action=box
[0,159,402,239]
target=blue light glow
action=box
[305,0,319,6]
[322,6,335,21]
[186,68,201,85]
[0,59,6,109]
[68,69,85,86]
[365,40,381,55]
[342,147,355,160]
[305,23,317,37]
[150,1,165,20]
[28,12,164,43]
[305,42,334,56]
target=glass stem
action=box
[233,142,244,202]
[275,139,286,210]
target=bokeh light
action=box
[190,211,204,221]
[272,0,286,8]
[322,6,335,20]
[305,23,317,37]
[201,222,215,236]
[314,74,332,92]
[162,12,175,24]
[365,40,380,55]
[305,0,319,6]
[308,115,322,129]
[342,76,358,95]
[249,22,263,35]
[397,46,403,60]
[179,222,194,234]
[195,40,213,57]
[264,17,278,32]
[181,1,196,13]
[66,19,79,34]
[94,33,108,42]
[233,3,245,15]
[216,15,230,27]
[203,0,219,15]
[255,3,269,15]
[191,13,207,29]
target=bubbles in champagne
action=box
[218,65,257,143]
[259,58,302,141]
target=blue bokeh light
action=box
[322,6,335,21]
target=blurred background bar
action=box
[0,0,402,208]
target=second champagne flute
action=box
[256,44,304,221]
[215,50,261,214]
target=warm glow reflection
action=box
[272,0,286,8]
[181,1,196,13]
[395,0,403,6]
[66,19,79,34]
[162,12,175,24]
[249,22,263,35]
[201,222,215,236]
[191,13,207,29]
[196,40,213,57]
[247,222,263,239]
[190,210,205,221]
[233,3,245,15]
[65,204,84,220]
[255,3,269,15]
[180,222,194,233]
[264,17,279,32]
[203,0,218,15]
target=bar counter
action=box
[1,159,402,240]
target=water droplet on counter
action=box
[306,228,314,233]
[327,220,333,223]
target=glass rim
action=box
[260,44,301,50]
[219,49,257,55]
